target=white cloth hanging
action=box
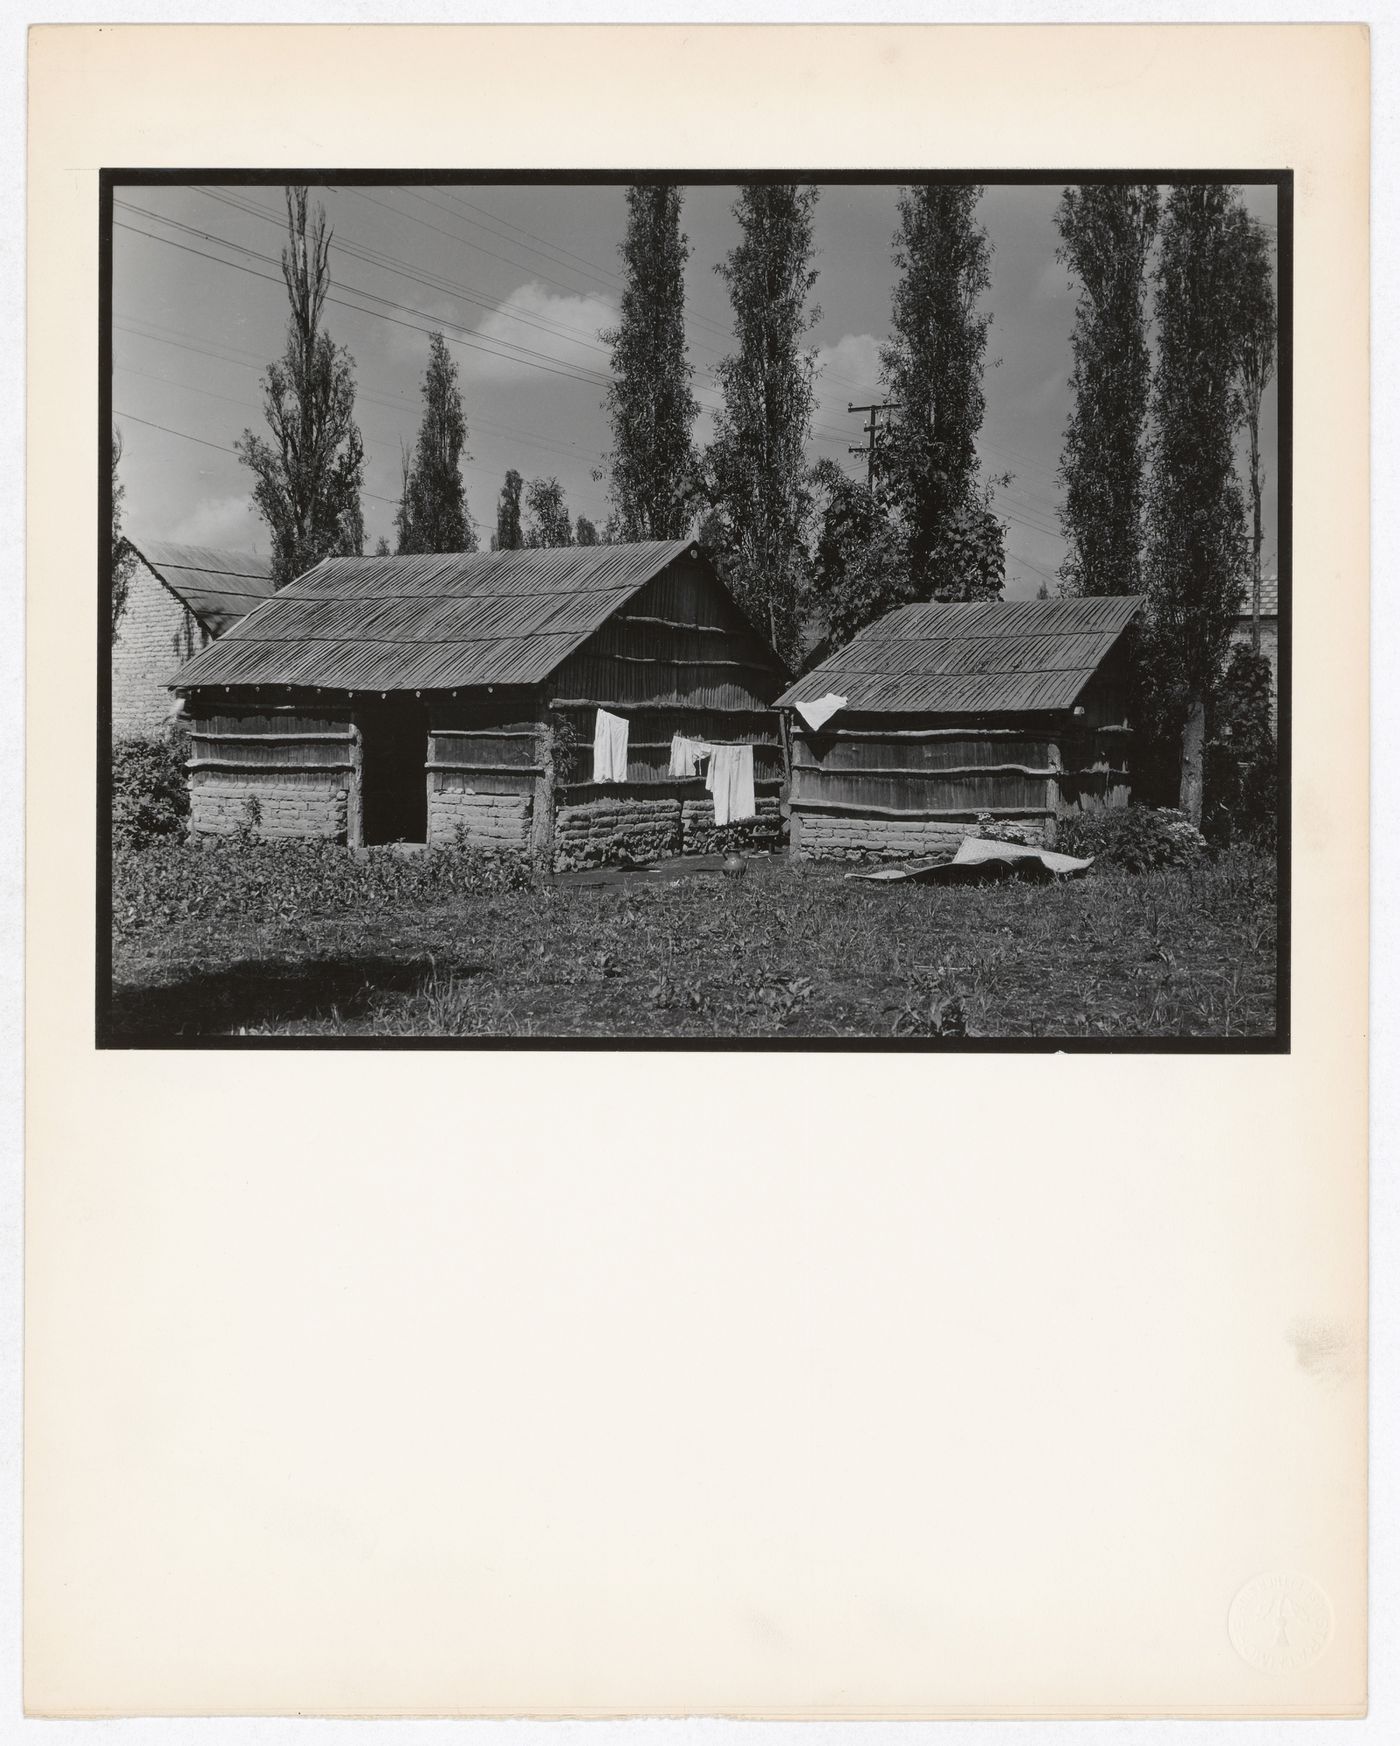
[705,743,756,826]
[668,733,712,778]
[593,708,629,783]
[795,692,848,731]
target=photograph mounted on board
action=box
[100,172,1287,1048]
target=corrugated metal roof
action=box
[776,595,1143,716]
[130,541,276,637]
[170,540,699,693]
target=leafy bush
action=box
[113,837,533,935]
[1056,804,1208,872]
[112,735,189,849]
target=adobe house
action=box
[776,596,1142,859]
[113,541,275,737]
[168,540,789,868]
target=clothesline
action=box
[589,711,759,824]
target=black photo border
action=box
[96,167,1292,1055]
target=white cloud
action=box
[156,495,266,553]
[813,333,882,398]
[468,281,617,383]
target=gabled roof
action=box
[129,540,276,637]
[170,540,702,693]
[777,596,1143,716]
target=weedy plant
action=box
[1056,804,1208,872]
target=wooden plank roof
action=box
[129,541,276,637]
[777,596,1143,716]
[169,540,701,693]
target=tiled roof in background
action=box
[130,541,276,637]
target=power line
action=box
[115,214,614,390]
[114,406,401,505]
[114,326,613,515]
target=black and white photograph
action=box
[25,19,1375,1728]
[101,171,1286,1046]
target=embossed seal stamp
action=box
[1229,1572,1333,1673]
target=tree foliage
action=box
[1204,645,1277,848]
[704,185,820,666]
[395,331,475,555]
[879,185,1004,601]
[603,185,699,540]
[810,464,1006,651]
[574,515,600,547]
[524,477,573,548]
[809,461,912,651]
[1055,184,1159,596]
[493,469,524,551]
[1229,210,1277,646]
[110,424,138,640]
[1142,185,1252,823]
[236,187,365,587]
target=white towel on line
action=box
[795,691,848,731]
[593,708,629,783]
[668,733,712,778]
[705,743,756,826]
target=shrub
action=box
[1204,646,1277,849]
[1056,804,1208,872]
[112,735,189,849]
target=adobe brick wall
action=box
[428,785,532,851]
[553,797,681,871]
[112,561,209,738]
[188,771,349,840]
[791,811,1015,860]
[680,794,782,855]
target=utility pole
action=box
[848,401,899,491]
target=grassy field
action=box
[109,844,1279,1042]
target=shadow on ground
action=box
[107,953,487,1041]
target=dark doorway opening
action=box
[359,699,428,845]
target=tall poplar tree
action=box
[879,185,1003,602]
[494,469,524,551]
[603,185,699,540]
[1055,184,1159,596]
[236,187,365,587]
[396,332,475,555]
[1230,210,1277,652]
[109,424,137,640]
[1143,185,1251,825]
[706,184,820,666]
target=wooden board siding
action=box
[548,557,787,803]
[787,694,1135,858]
[187,704,355,773]
[184,699,358,841]
[791,718,1058,823]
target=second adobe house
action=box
[775,595,1143,860]
[167,539,790,871]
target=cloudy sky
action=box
[112,180,1279,602]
